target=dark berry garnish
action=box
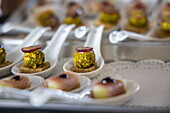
[12,75,22,81]
[21,45,43,53]
[102,77,116,84]
[76,47,93,52]
[59,73,69,78]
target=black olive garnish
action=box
[12,75,22,81]
[59,74,69,78]
[102,77,116,84]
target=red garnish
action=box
[21,45,43,53]
[76,47,93,52]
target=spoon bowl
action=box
[63,25,105,78]
[109,30,152,44]
[74,26,89,39]
[0,27,50,76]
[109,30,128,44]
[0,75,44,99]
[63,57,104,78]
[12,24,75,78]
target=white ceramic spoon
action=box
[12,24,75,78]
[29,75,91,107]
[1,22,54,38]
[0,75,44,99]
[0,27,50,76]
[109,30,157,44]
[1,22,32,33]
[63,25,105,78]
[74,26,89,39]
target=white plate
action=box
[0,75,44,99]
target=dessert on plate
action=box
[91,77,126,99]
[0,45,12,68]
[95,1,120,29]
[64,1,84,27]
[0,75,31,89]
[72,47,98,73]
[155,2,170,38]
[20,45,51,73]
[125,1,149,33]
[45,71,80,91]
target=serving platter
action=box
[0,0,170,112]
[50,59,170,108]
[0,58,170,112]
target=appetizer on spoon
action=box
[63,25,105,78]
[20,45,51,73]
[12,24,75,78]
[45,71,91,93]
[0,74,44,99]
[30,71,91,107]
[0,46,12,68]
[0,27,50,76]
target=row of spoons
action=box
[0,23,105,79]
[1,21,157,78]
[1,21,152,79]
[0,24,140,107]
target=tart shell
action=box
[72,62,98,73]
[20,62,51,73]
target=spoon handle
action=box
[30,87,81,107]
[121,31,158,41]
[44,24,75,62]
[30,87,53,107]
[0,87,30,99]
[7,27,50,61]
[84,25,104,59]
[122,31,148,40]
[2,22,32,33]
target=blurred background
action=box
[0,0,26,23]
